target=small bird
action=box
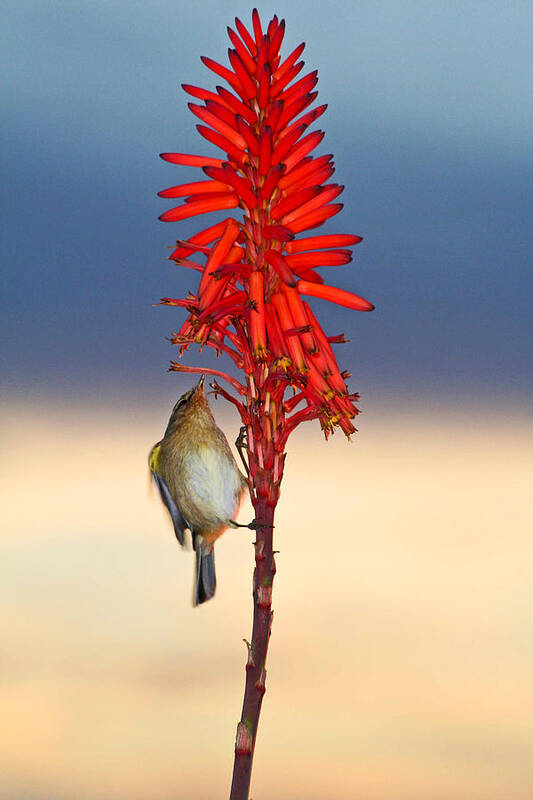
[148,376,248,605]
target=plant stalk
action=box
[229,495,276,800]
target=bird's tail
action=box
[194,540,216,606]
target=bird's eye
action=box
[176,389,194,410]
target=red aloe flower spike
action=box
[182,83,232,108]
[258,63,271,110]
[215,85,256,124]
[263,304,289,363]
[228,49,257,98]
[270,291,308,371]
[197,222,239,294]
[285,249,353,268]
[196,290,247,323]
[174,240,212,255]
[258,126,272,174]
[278,69,318,105]
[269,17,285,59]
[286,203,344,234]
[262,223,294,242]
[197,272,234,319]
[289,163,335,192]
[266,14,278,38]
[222,162,259,208]
[339,417,357,437]
[291,267,324,284]
[271,186,321,220]
[208,337,244,367]
[158,179,231,198]
[297,279,375,311]
[194,124,246,165]
[201,55,247,99]
[322,362,349,396]
[283,391,306,413]
[304,302,348,378]
[157,297,197,309]
[248,270,267,359]
[285,233,362,253]
[271,123,307,166]
[273,41,305,81]
[251,8,263,45]
[190,103,248,148]
[283,130,326,172]
[212,262,250,280]
[159,151,224,168]
[270,60,305,97]
[278,152,332,190]
[235,117,260,156]
[280,104,328,139]
[276,91,319,131]
[183,190,234,204]
[201,164,229,182]
[227,27,257,75]
[264,249,297,287]
[202,97,240,129]
[211,322,245,353]
[170,218,237,260]
[281,283,318,353]
[259,164,285,199]
[254,35,269,76]
[159,193,238,223]
[264,99,284,132]
[276,405,320,452]
[303,357,334,398]
[281,186,344,227]
[234,16,257,57]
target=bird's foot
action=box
[229,518,274,530]
[235,426,249,476]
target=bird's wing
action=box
[150,470,188,546]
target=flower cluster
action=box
[158,9,373,443]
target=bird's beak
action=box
[198,374,206,390]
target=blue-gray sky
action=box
[2,0,532,408]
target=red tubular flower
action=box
[156,11,374,799]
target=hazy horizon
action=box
[2,401,532,799]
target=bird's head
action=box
[166,375,210,429]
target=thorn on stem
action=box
[243,638,255,668]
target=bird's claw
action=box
[248,518,274,530]
[235,425,250,476]
[229,518,274,530]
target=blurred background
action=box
[2,1,532,798]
